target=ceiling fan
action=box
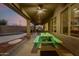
[32,4,47,14]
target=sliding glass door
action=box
[71,4,79,37]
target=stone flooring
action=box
[7,33,73,56]
[10,33,40,56]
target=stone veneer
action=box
[0,26,26,34]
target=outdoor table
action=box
[34,32,62,48]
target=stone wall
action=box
[0,26,26,34]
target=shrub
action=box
[0,19,7,25]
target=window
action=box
[60,8,68,35]
[71,4,79,37]
[52,17,56,32]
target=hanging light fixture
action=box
[37,7,47,14]
[36,7,47,24]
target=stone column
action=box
[48,20,52,33]
[43,24,45,32]
[27,19,31,38]
[44,22,48,32]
